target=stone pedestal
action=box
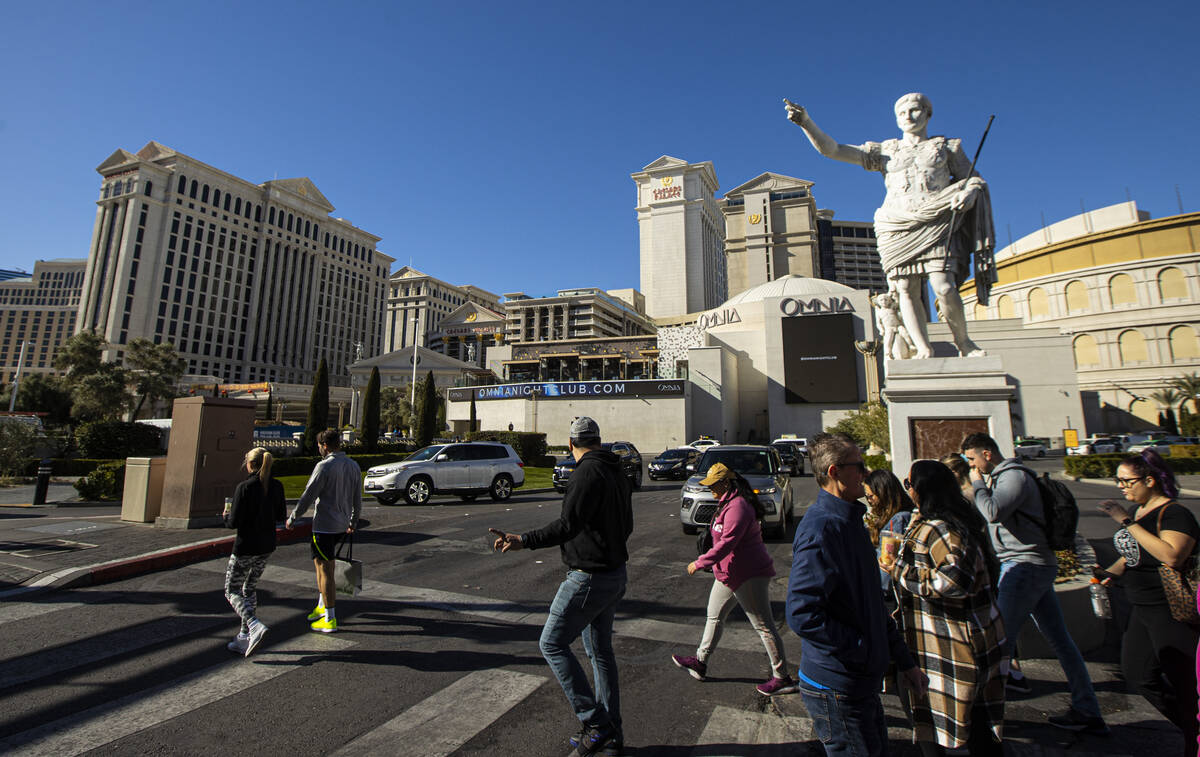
[882,356,1015,477]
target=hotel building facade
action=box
[0,259,87,383]
[383,266,501,353]
[80,142,393,387]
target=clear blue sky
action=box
[3,1,1198,298]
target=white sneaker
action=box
[245,622,268,657]
[227,633,249,654]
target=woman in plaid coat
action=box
[889,459,1006,756]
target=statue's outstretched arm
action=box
[783,99,867,166]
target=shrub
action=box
[1064,453,1200,478]
[0,421,38,477]
[74,460,126,501]
[270,452,411,478]
[465,431,547,464]
[76,420,162,459]
[864,454,891,472]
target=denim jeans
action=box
[799,684,888,756]
[996,560,1102,718]
[539,567,627,730]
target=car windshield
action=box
[659,449,689,460]
[771,443,793,453]
[406,445,446,462]
[698,449,776,476]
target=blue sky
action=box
[3,1,1197,299]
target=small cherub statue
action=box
[873,291,915,361]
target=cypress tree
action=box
[1158,411,1167,429]
[1166,407,1179,435]
[469,394,477,434]
[304,358,330,455]
[362,366,381,452]
[416,370,438,447]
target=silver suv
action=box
[363,442,525,505]
[679,445,795,540]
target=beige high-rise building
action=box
[0,259,86,383]
[633,156,726,319]
[722,173,821,299]
[79,142,393,387]
[502,288,654,342]
[383,266,501,352]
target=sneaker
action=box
[310,616,338,633]
[671,654,707,681]
[601,738,624,756]
[1048,707,1110,736]
[1006,672,1033,695]
[756,676,799,697]
[226,633,249,654]
[307,606,325,621]
[569,723,616,756]
[244,622,268,657]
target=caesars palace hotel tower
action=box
[632,156,727,319]
[79,142,393,386]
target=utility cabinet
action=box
[157,396,256,529]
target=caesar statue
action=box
[785,93,996,358]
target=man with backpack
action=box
[961,432,1109,735]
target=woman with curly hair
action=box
[890,459,1005,756]
[1096,449,1199,757]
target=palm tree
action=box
[1149,387,1183,410]
[1169,372,1200,413]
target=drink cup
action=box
[223,497,233,515]
[880,530,901,568]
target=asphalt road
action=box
[0,463,1183,755]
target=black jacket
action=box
[225,473,286,556]
[522,450,633,571]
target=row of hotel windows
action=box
[978,267,1191,320]
[1073,325,1199,368]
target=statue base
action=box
[882,356,1015,477]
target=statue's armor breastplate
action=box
[880,137,952,212]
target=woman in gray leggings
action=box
[671,463,795,696]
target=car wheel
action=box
[682,524,698,535]
[404,476,432,506]
[632,467,643,489]
[1038,450,1045,457]
[490,474,513,501]
[375,493,398,506]
[460,494,478,502]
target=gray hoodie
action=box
[291,451,362,534]
[971,458,1056,566]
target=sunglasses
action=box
[1114,476,1147,488]
[836,461,867,473]
[903,478,912,490]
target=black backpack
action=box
[1014,466,1078,551]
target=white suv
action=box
[363,442,525,505]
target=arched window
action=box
[996,294,1015,319]
[224,194,231,211]
[1028,287,1049,318]
[324,232,330,246]
[255,205,262,222]
[1169,325,1200,361]
[177,175,187,194]
[212,189,220,207]
[1109,273,1138,306]
[305,220,311,237]
[103,183,111,199]
[269,207,276,225]
[1064,280,1088,313]
[143,181,153,197]
[1073,334,1100,368]
[287,213,294,232]
[125,179,134,194]
[189,180,198,199]
[201,184,209,203]
[234,197,242,215]
[244,201,251,219]
[1159,267,1188,300]
[1118,329,1148,364]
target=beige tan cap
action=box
[699,462,735,486]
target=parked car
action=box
[1127,435,1184,455]
[1014,439,1047,459]
[773,435,808,458]
[553,441,643,492]
[770,441,804,476]
[679,445,795,540]
[648,447,700,481]
[362,441,524,505]
[688,436,721,451]
[1067,436,1121,455]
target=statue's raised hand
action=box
[783,98,807,126]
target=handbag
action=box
[1155,505,1200,625]
[334,534,363,596]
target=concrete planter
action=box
[1016,534,1108,658]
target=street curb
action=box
[0,522,313,600]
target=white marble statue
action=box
[872,291,916,360]
[785,93,996,358]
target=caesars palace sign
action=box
[695,296,855,331]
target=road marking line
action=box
[189,560,775,652]
[331,669,546,756]
[0,614,228,690]
[0,634,355,756]
[692,705,813,755]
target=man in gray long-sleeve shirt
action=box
[287,428,361,633]
[962,432,1107,735]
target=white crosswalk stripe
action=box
[0,634,355,756]
[331,669,546,756]
[691,705,814,756]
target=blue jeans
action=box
[539,567,626,730]
[799,684,888,756]
[997,560,1102,718]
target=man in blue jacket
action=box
[787,433,927,756]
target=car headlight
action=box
[683,484,705,494]
[754,486,777,495]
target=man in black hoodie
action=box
[490,416,633,757]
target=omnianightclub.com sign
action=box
[447,379,685,402]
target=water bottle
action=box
[1089,578,1112,619]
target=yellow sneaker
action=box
[307,606,325,621]
[310,616,338,633]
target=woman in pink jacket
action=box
[671,463,796,696]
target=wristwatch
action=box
[1120,517,1134,527]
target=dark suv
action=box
[553,441,643,492]
[770,442,803,476]
[649,447,701,481]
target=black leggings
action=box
[1121,602,1199,757]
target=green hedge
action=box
[74,461,126,501]
[76,421,163,459]
[1064,453,1200,478]
[23,458,127,476]
[269,452,411,478]
[464,431,547,464]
